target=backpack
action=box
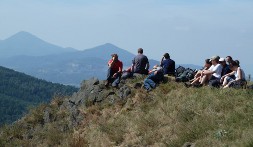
[175,66,186,77]
[175,67,196,82]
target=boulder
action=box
[118,85,131,99]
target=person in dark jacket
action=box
[160,53,175,76]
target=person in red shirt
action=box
[105,54,123,87]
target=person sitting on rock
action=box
[122,48,149,79]
[160,53,175,76]
[143,65,164,92]
[105,54,123,87]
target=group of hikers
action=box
[105,48,247,91]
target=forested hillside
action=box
[0,66,78,125]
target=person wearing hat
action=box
[105,54,123,87]
[160,53,175,76]
[198,55,222,87]
[207,57,232,87]
[219,57,232,77]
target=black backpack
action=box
[175,67,195,82]
[175,66,186,77]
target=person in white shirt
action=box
[222,60,246,88]
[199,56,223,87]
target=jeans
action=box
[107,68,121,87]
[144,79,156,90]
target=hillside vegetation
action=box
[0,66,78,125]
[1,77,253,146]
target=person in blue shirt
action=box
[160,53,175,76]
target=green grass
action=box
[1,79,253,146]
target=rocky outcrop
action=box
[63,77,132,128]
[68,77,131,107]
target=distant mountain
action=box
[0,43,137,86]
[0,32,201,86]
[0,66,78,125]
[0,31,77,58]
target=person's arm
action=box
[108,58,115,67]
[235,67,242,81]
[202,70,214,75]
[146,62,150,70]
[119,62,123,73]
[221,71,235,79]
[160,57,164,66]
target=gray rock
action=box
[133,73,146,79]
[118,85,131,99]
[43,107,52,124]
[68,105,84,128]
[134,82,142,89]
[80,77,99,90]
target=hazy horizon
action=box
[0,0,253,76]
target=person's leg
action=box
[222,76,229,86]
[112,73,121,87]
[144,79,152,90]
[148,79,156,89]
[190,77,200,85]
[121,72,131,80]
[106,68,113,82]
[144,78,156,91]
[105,68,113,86]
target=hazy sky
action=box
[0,0,253,74]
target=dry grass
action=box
[1,79,253,146]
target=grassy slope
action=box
[1,79,253,146]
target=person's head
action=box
[219,58,226,66]
[204,58,212,68]
[230,60,240,71]
[163,53,170,59]
[111,54,118,61]
[226,56,233,63]
[138,48,143,54]
[210,55,220,65]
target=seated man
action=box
[132,48,149,74]
[122,48,149,79]
[105,54,123,87]
[143,65,164,92]
[160,53,175,76]
[199,56,222,87]
[209,57,232,87]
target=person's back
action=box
[132,48,149,74]
[133,54,149,74]
[235,67,246,80]
[160,53,175,76]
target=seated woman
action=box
[185,59,212,87]
[222,60,246,88]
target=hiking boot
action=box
[184,83,192,88]
[193,84,203,88]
